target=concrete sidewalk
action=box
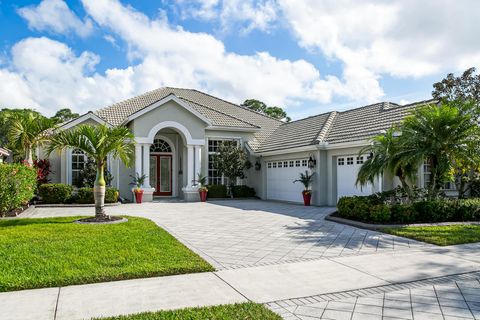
[1,245,479,320]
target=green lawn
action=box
[0,216,213,292]
[382,224,480,246]
[95,303,281,320]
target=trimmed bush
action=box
[76,187,119,204]
[0,163,37,216]
[231,185,256,198]
[38,183,73,204]
[337,194,480,224]
[207,185,227,198]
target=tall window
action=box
[71,149,87,187]
[208,139,239,185]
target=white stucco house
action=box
[43,87,437,205]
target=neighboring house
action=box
[42,87,436,205]
[0,147,11,163]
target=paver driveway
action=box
[26,200,428,270]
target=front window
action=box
[207,138,239,185]
[71,149,87,187]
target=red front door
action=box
[150,154,172,196]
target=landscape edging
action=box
[325,212,480,230]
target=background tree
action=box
[432,67,480,105]
[213,142,247,198]
[356,127,417,200]
[242,99,291,122]
[52,108,79,122]
[8,111,59,165]
[48,124,135,221]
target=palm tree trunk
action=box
[398,174,413,202]
[94,160,106,218]
[26,147,33,165]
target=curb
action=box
[325,212,480,230]
[34,202,122,208]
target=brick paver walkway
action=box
[268,272,480,320]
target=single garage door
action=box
[266,158,310,203]
[337,155,373,200]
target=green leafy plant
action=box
[38,184,73,204]
[196,173,208,192]
[130,173,147,192]
[79,159,113,188]
[0,163,37,216]
[231,185,256,198]
[293,170,315,194]
[207,185,227,198]
[213,142,247,198]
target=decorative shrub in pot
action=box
[130,173,147,204]
[293,170,315,206]
[196,173,208,202]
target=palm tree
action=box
[356,127,417,200]
[399,103,480,199]
[48,124,135,220]
[8,111,59,165]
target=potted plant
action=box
[130,173,147,204]
[293,170,315,206]
[196,173,208,202]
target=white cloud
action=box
[278,0,480,79]
[18,0,93,37]
[174,0,279,34]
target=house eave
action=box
[206,126,261,132]
[57,112,112,131]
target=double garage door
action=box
[266,158,309,203]
[265,155,373,203]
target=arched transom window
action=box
[150,139,172,153]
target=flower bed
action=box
[337,193,480,224]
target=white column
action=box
[142,143,151,188]
[134,144,142,178]
[194,145,202,183]
[187,145,194,188]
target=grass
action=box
[94,303,282,320]
[382,224,480,246]
[0,216,214,292]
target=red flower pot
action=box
[302,192,311,206]
[199,190,208,202]
[134,190,144,204]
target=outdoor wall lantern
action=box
[308,156,316,169]
[255,160,261,171]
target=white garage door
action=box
[266,159,310,203]
[336,155,373,200]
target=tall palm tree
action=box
[399,103,480,199]
[48,124,135,220]
[8,111,59,165]
[356,127,417,200]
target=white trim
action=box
[137,121,205,146]
[253,140,370,156]
[206,126,260,132]
[255,145,318,157]
[123,95,212,126]
[58,112,111,131]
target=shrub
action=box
[76,187,119,204]
[0,163,37,216]
[38,184,73,204]
[337,194,480,224]
[78,159,113,188]
[231,185,256,198]
[33,159,51,185]
[207,185,227,198]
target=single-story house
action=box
[42,87,438,205]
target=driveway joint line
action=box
[212,272,251,302]
[53,286,61,320]
[455,280,476,319]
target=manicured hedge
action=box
[38,184,73,204]
[0,163,37,216]
[207,185,228,198]
[231,185,256,198]
[337,195,480,224]
[75,187,119,204]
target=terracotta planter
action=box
[302,192,311,206]
[199,190,208,202]
[134,190,144,204]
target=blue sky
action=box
[0,0,478,119]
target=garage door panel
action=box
[337,155,373,200]
[266,159,309,203]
